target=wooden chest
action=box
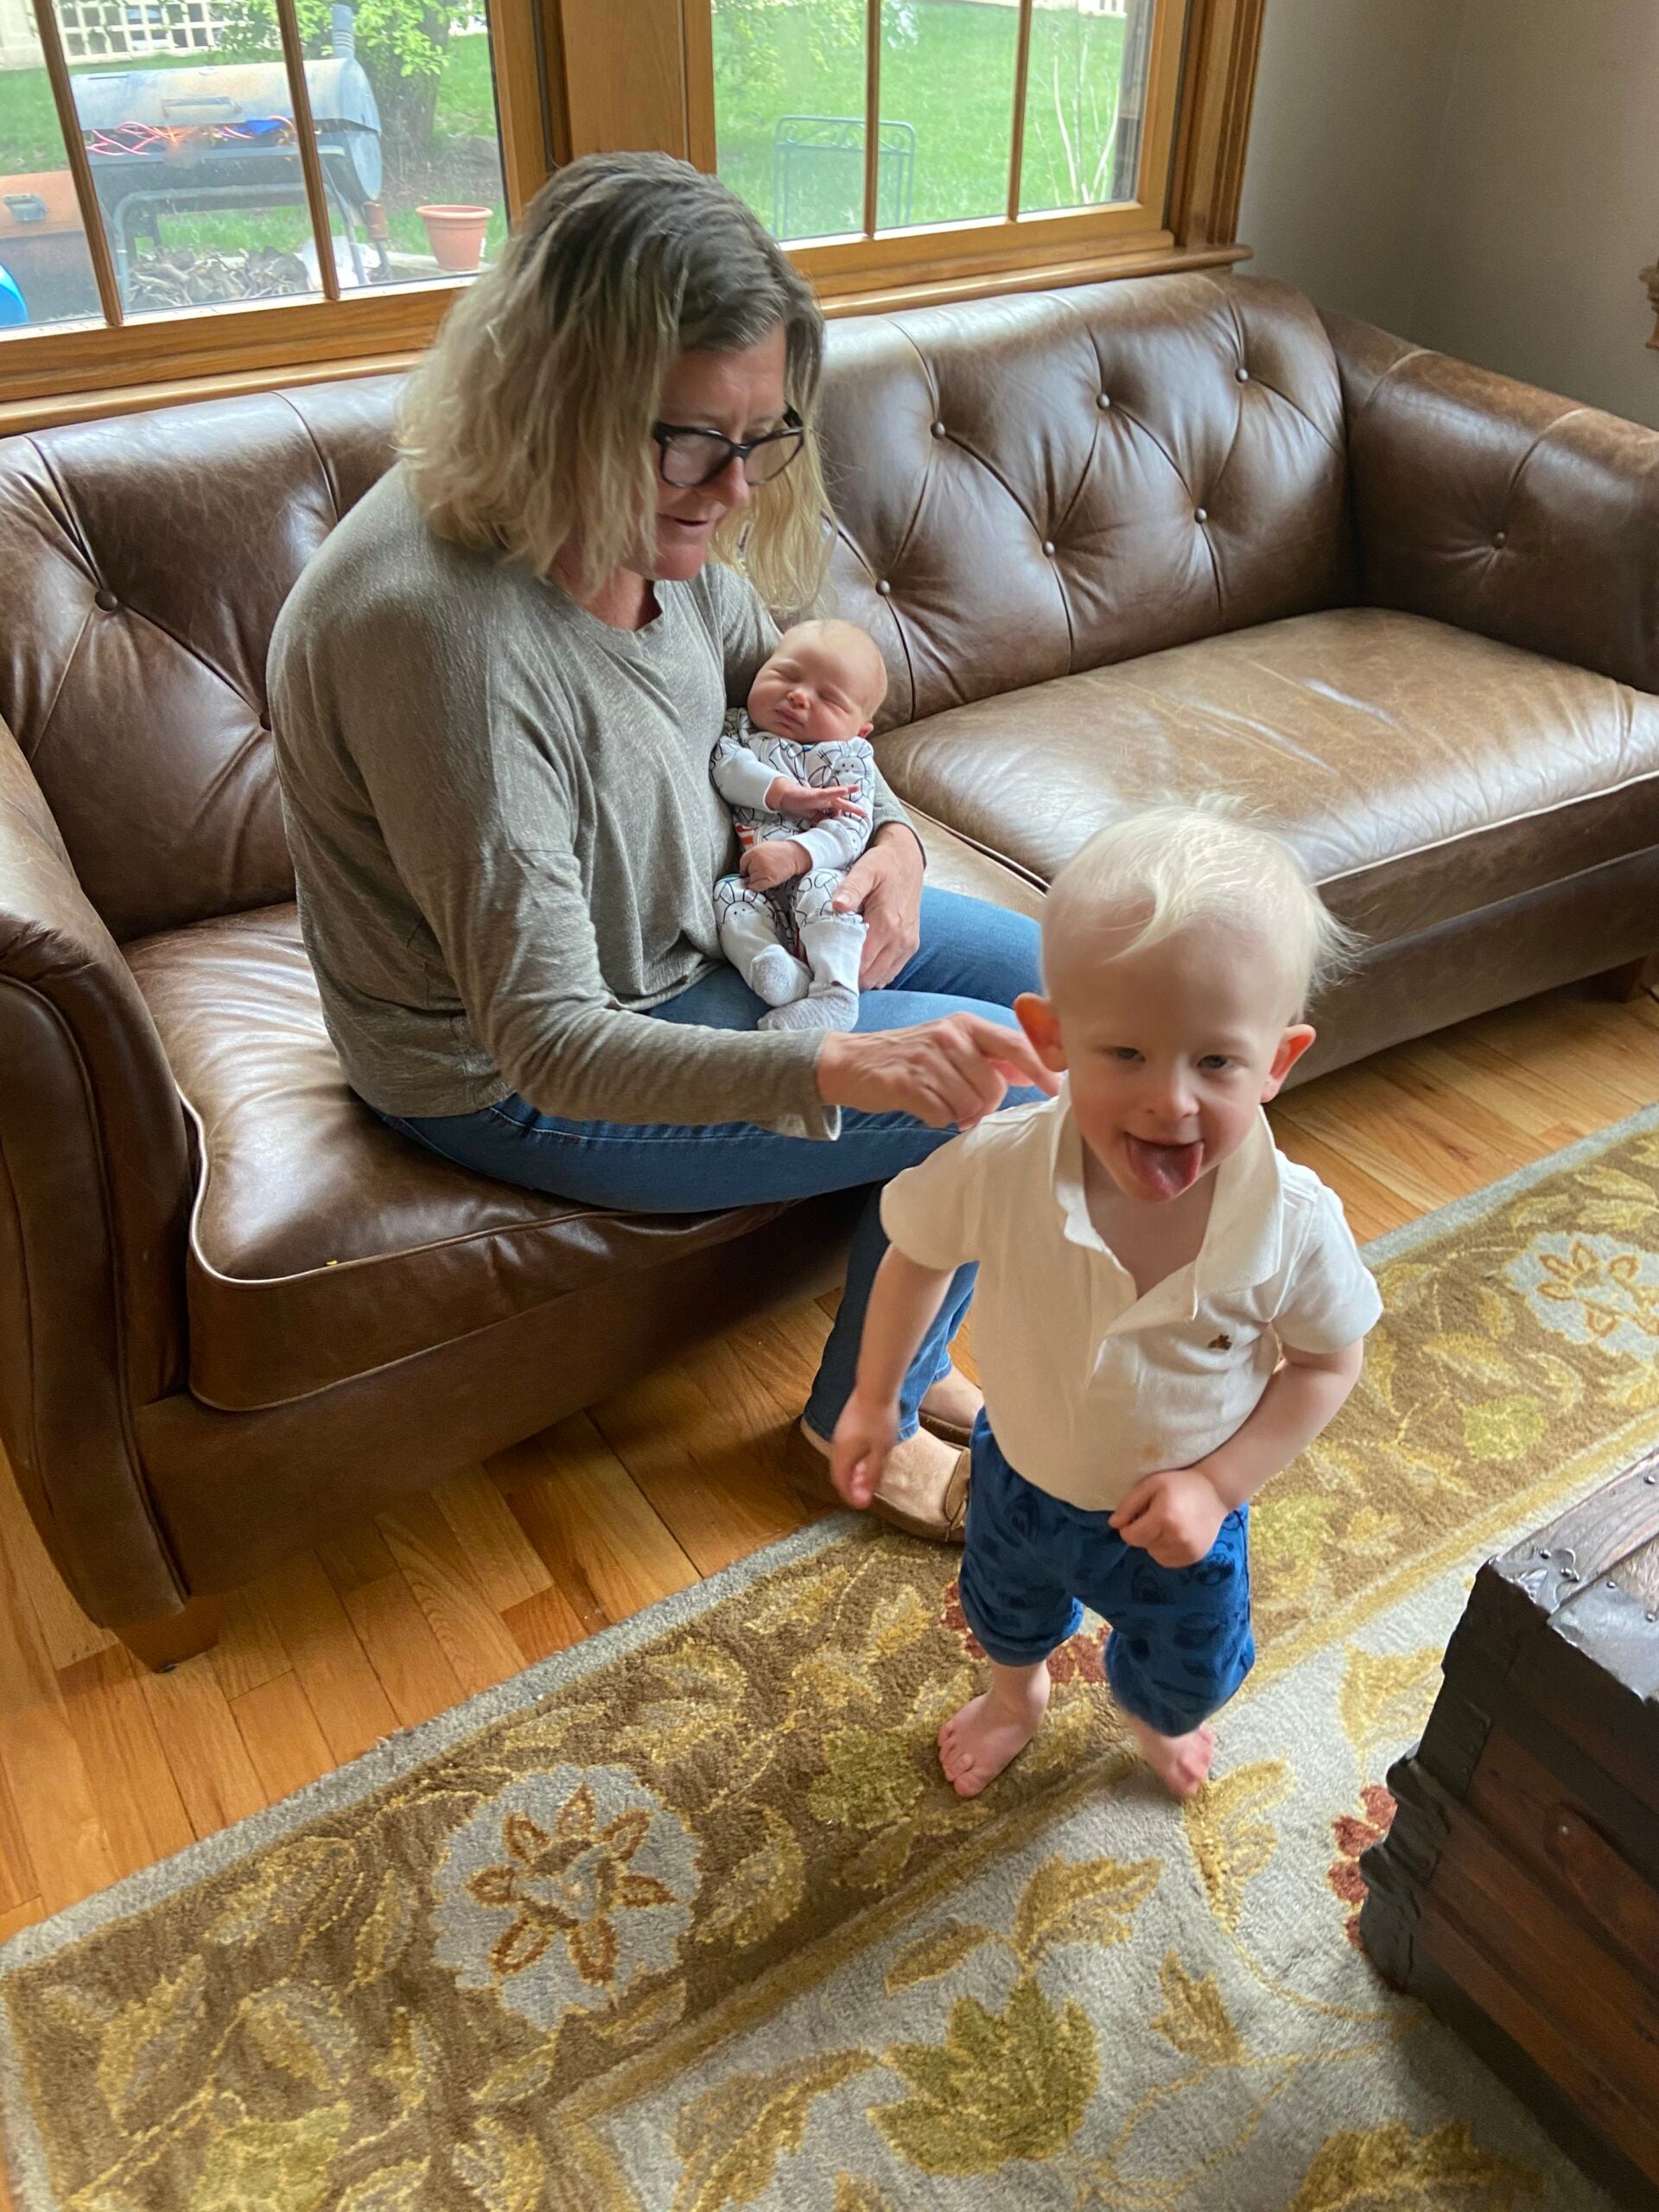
[1360,1447,1659,2209]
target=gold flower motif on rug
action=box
[5,1116,1656,2210]
[1252,1125,1659,1640]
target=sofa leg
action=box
[1592,955,1659,1002]
[117,1596,224,1672]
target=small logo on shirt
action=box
[1208,1333,1233,1351]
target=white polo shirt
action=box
[880,1089,1382,1512]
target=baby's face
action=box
[1018,918,1314,1204]
[748,634,874,749]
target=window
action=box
[710,0,1161,243]
[685,0,1243,312]
[0,0,547,422]
[3,0,1265,424]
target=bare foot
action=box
[1128,1714,1216,1798]
[938,1672,1051,1797]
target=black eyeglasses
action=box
[650,409,805,489]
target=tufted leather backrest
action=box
[0,378,397,943]
[817,274,1352,729]
[0,273,1350,939]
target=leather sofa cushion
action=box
[124,822,1040,1413]
[875,607,1659,942]
[817,273,1351,731]
[0,378,397,944]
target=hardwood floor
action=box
[0,985,1656,2085]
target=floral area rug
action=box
[6,1109,1659,2211]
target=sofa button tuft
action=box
[875,578,892,596]
[1195,507,1209,524]
[94,588,118,611]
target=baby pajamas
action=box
[710,709,877,1032]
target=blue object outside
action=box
[0,264,26,327]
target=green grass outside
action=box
[714,0,1129,239]
[0,29,505,269]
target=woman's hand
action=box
[817,1013,1058,1129]
[831,824,925,987]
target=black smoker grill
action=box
[75,14,387,289]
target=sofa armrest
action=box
[0,715,194,1625]
[1323,310,1659,696]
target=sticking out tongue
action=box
[1123,1135,1205,1199]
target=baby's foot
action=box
[760,984,859,1033]
[749,946,810,1007]
[1127,1715,1216,1798]
[938,1674,1051,1797]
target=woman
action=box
[269,152,1052,1543]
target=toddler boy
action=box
[711,618,887,1033]
[830,803,1381,1798]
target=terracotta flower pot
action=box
[416,204,492,275]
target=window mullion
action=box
[272,0,343,303]
[29,0,124,327]
[1007,0,1034,223]
[861,0,880,238]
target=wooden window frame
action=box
[0,0,554,429]
[683,0,1193,311]
[3,0,1266,432]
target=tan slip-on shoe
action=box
[787,1418,969,1545]
[917,1363,983,1450]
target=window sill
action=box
[1,238,1253,438]
[0,346,429,440]
[817,238,1250,321]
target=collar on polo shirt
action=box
[1047,1084,1287,1305]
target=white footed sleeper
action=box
[710,709,876,1033]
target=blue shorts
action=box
[957,1414,1255,1738]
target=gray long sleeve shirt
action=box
[268,467,915,1140]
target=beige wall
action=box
[1237,0,1659,431]
[1237,0,1467,336]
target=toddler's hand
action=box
[1110,1466,1228,1568]
[830,1394,899,1509]
[741,840,809,891]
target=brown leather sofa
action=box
[3,273,1656,1668]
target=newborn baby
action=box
[710,617,887,1033]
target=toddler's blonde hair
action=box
[1043,798,1357,1014]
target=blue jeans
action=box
[376,887,1043,1445]
[958,1415,1256,1737]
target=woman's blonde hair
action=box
[399,152,830,609]
[1044,798,1359,1014]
